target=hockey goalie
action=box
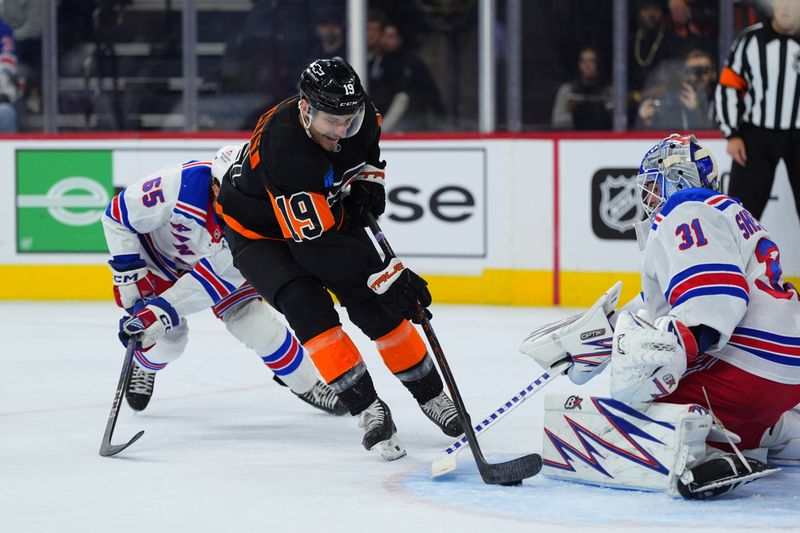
[520,134,800,499]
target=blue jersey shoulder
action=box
[659,188,739,218]
[175,161,212,225]
[178,161,212,211]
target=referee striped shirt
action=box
[715,22,800,137]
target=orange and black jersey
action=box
[217,95,387,284]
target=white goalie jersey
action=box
[102,160,255,318]
[641,188,800,384]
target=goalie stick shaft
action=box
[367,214,542,485]
[99,339,145,457]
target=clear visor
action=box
[635,169,664,220]
[307,103,366,139]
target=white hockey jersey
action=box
[102,160,257,319]
[641,188,800,384]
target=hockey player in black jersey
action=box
[217,57,462,460]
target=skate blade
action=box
[371,434,407,461]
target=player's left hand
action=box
[368,258,432,324]
[345,180,385,226]
[119,297,180,350]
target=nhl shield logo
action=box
[599,174,642,233]
[793,51,800,75]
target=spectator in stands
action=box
[305,6,346,64]
[0,0,41,129]
[630,0,673,94]
[666,0,717,59]
[367,9,386,88]
[551,46,612,130]
[369,22,444,132]
[367,10,385,64]
[0,18,18,132]
[636,48,716,130]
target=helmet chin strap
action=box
[298,100,314,140]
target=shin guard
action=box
[376,320,442,403]
[542,394,712,495]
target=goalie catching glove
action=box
[119,297,180,350]
[368,258,432,324]
[520,281,622,383]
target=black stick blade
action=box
[478,452,543,485]
[99,430,145,457]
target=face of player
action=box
[642,179,662,213]
[300,99,360,152]
[772,0,800,34]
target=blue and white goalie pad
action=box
[541,393,712,496]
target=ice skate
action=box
[125,361,155,412]
[359,398,406,460]
[296,380,348,416]
[419,391,463,437]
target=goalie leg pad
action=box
[761,406,800,465]
[542,393,711,494]
[520,281,621,385]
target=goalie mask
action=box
[635,133,719,221]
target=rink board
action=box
[1,134,797,306]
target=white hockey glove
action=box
[109,256,156,312]
[609,312,688,409]
[520,281,622,384]
[119,297,180,350]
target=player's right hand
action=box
[119,297,180,350]
[727,137,747,166]
[344,180,385,226]
[109,257,156,312]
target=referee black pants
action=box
[727,124,800,220]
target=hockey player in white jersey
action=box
[103,145,346,416]
[522,134,799,498]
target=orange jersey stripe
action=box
[719,66,747,91]
[220,212,271,240]
[375,320,427,374]
[306,326,363,383]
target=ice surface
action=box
[1,302,798,532]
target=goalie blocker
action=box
[542,393,778,499]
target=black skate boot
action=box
[677,454,779,499]
[359,398,406,460]
[296,380,349,416]
[419,391,463,437]
[125,361,155,412]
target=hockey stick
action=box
[366,214,542,485]
[432,359,571,477]
[99,338,145,457]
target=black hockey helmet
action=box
[298,57,365,116]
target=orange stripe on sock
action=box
[375,320,427,374]
[306,326,363,383]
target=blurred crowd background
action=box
[0,0,773,133]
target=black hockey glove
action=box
[345,180,385,226]
[368,258,432,324]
